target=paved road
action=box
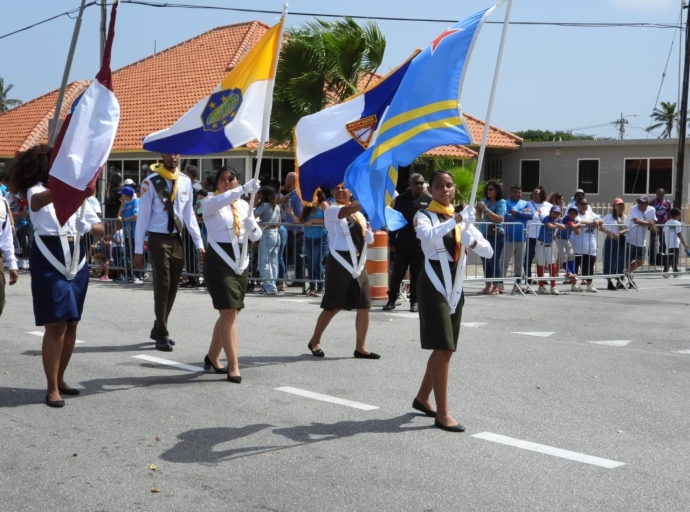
[1,273,689,511]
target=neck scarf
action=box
[215,189,241,237]
[152,163,179,201]
[427,200,461,263]
[352,211,367,237]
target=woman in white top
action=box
[306,184,379,359]
[602,198,628,290]
[412,171,492,432]
[525,186,552,284]
[7,144,104,408]
[570,198,603,292]
[201,167,261,383]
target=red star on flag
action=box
[429,28,460,54]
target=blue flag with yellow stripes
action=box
[344,6,496,230]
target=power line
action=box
[0,2,97,41]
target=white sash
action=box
[34,234,86,280]
[424,212,464,309]
[210,206,247,273]
[329,216,367,278]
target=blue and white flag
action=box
[294,55,416,200]
[345,6,497,230]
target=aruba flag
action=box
[344,6,497,230]
[143,19,284,154]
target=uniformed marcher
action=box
[0,191,19,317]
[201,166,261,383]
[6,144,105,408]
[383,172,431,312]
[133,153,204,352]
[411,170,492,432]
[306,184,380,359]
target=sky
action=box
[0,0,686,139]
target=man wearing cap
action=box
[567,189,592,213]
[649,188,671,266]
[133,154,204,352]
[118,186,140,283]
[383,173,431,312]
[626,195,656,283]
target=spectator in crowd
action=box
[602,198,628,290]
[626,195,656,284]
[383,173,431,312]
[0,191,19,318]
[567,189,590,212]
[649,188,671,266]
[525,186,552,284]
[306,184,379,360]
[501,185,532,293]
[118,186,141,283]
[0,171,6,196]
[662,207,687,276]
[562,207,583,291]
[280,172,304,286]
[570,198,603,292]
[10,190,32,269]
[104,220,125,281]
[535,205,565,295]
[179,166,203,288]
[476,180,506,295]
[299,188,329,297]
[412,170,490,432]
[123,178,136,189]
[104,171,123,219]
[256,185,281,295]
[549,192,577,285]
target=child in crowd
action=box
[562,207,583,291]
[662,208,687,276]
[536,205,566,295]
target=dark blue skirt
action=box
[29,236,89,326]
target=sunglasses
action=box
[411,181,424,186]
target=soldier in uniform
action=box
[133,154,204,352]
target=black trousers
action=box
[526,238,537,278]
[287,230,305,280]
[663,247,680,272]
[388,249,424,303]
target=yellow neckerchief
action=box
[215,189,241,237]
[427,200,461,263]
[336,200,366,237]
[151,163,179,201]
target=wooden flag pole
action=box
[450,0,513,313]
[239,3,289,269]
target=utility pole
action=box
[612,113,638,140]
[675,3,690,208]
[100,0,107,63]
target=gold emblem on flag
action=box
[346,115,377,149]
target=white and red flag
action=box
[49,0,120,225]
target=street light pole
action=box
[675,3,690,208]
[612,112,639,140]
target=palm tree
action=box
[0,77,22,113]
[271,17,385,144]
[646,101,678,138]
[422,158,488,206]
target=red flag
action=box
[49,0,120,225]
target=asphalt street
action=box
[1,273,689,511]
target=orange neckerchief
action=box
[427,200,461,262]
[215,189,241,237]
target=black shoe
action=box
[58,387,80,396]
[382,300,396,311]
[607,281,616,291]
[179,281,194,288]
[307,341,325,358]
[45,396,65,408]
[353,350,381,359]
[155,338,173,352]
[409,303,418,313]
[434,419,465,432]
[227,374,242,384]
[204,355,227,374]
[168,338,175,346]
[412,398,436,418]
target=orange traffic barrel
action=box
[366,230,389,300]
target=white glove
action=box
[243,179,261,194]
[460,205,476,225]
[75,218,92,234]
[242,216,258,233]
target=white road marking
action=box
[587,340,632,347]
[275,386,379,411]
[27,331,85,344]
[675,350,690,355]
[386,312,418,319]
[472,432,625,469]
[132,355,204,372]
[511,331,555,338]
[462,322,487,328]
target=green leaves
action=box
[646,101,678,139]
[0,77,22,113]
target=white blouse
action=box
[201,187,262,244]
[27,183,100,236]
[414,211,493,261]
[602,213,627,235]
[324,204,374,251]
[526,201,552,238]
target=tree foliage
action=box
[271,17,385,145]
[0,77,22,113]
[646,101,678,139]
[513,129,601,142]
[415,157,487,206]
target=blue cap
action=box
[121,186,135,196]
[550,205,562,214]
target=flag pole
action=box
[239,3,289,269]
[450,0,513,313]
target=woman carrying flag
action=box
[412,170,492,432]
[201,166,261,383]
[306,184,379,359]
[6,144,105,408]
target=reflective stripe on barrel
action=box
[366,230,388,300]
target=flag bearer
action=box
[6,144,105,408]
[0,189,19,317]
[133,154,204,352]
